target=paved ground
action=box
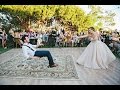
[0,47,120,85]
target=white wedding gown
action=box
[76,33,116,69]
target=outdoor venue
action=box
[0,5,120,85]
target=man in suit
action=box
[21,35,58,68]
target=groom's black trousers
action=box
[34,50,54,66]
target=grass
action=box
[0,47,11,54]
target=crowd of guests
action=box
[0,27,120,56]
[0,28,7,49]
[98,29,120,55]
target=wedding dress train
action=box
[76,33,116,69]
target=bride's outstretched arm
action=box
[79,35,88,39]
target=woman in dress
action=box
[76,27,116,69]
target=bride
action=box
[76,27,116,69]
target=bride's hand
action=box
[79,35,88,39]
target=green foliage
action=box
[0,47,11,54]
[88,5,116,30]
[0,5,116,33]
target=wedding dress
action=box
[76,32,116,69]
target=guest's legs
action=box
[2,39,4,48]
[2,39,6,48]
[34,50,55,66]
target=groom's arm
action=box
[32,43,44,48]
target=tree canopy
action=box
[0,5,116,33]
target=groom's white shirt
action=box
[22,43,37,59]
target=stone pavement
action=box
[0,47,120,85]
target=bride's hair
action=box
[88,27,95,36]
[88,27,95,31]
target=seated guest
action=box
[21,35,58,68]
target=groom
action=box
[21,35,58,68]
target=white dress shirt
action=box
[22,43,37,59]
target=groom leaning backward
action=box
[21,35,58,68]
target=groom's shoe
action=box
[76,62,80,65]
[47,63,58,68]
[53,58,57,61]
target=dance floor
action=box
[0,54,78,79]
[0,48,120,85]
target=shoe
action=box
[76,62,80,65]
[4,47,7,49]
[53,58,57,61]
[47,63,58,68]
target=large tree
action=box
[88,5,116,30]
[1,5,110,33]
